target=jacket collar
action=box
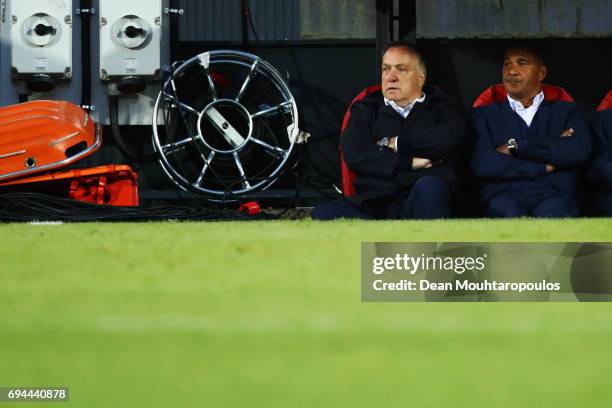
[377,92,428,119]
[383,93,426,118]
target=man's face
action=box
[381,47,425,107]
[502,48,547,101]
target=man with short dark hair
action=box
[471,44,591,218]
[311,41,466,220]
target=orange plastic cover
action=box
[0,164,139,207]
[0,100,101,182]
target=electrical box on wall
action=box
[99,0,162,80]
[1,0,171,124]
[10,0,73,81]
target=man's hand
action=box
[542,129,572,172]
[389,136,398,152]
[375,136,398,152]
[412,157,432,170]
[496,144,512,155]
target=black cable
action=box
[242,0,260,43]
[0,192,277,222]
[80,0,92,109]
[291,160,302,208]
[169,0,180,61]
[240,0,249,45]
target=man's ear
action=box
[539,65,548,82]
[419,71,426,84]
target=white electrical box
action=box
[10,0,73,78]
[99,0,162,79]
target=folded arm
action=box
[471,109,546,181]
[515,107,592,168]
[340,103,402,180]
[397,101,466,162]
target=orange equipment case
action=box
[0,164,139,206]
[0,100,101,182]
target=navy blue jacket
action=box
[471,99,592,201]
[591,109,612,189]
[341,87,466,205]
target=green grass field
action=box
[2,219,612,407]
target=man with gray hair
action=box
[312,41,466,220]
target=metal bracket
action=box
[1,0,6,23]
[163,8,184,15]
[294,130,310,144]
[75,8,96,16]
